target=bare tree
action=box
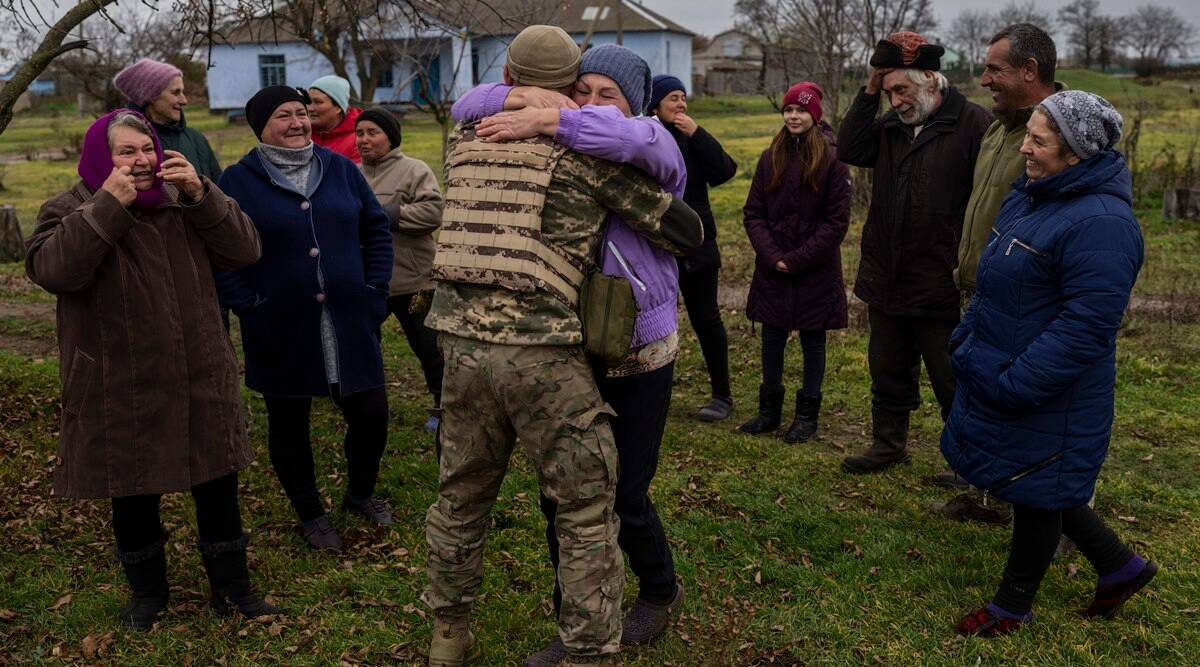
[857,0,938,55]
[948,9,994,75]
[994,0,1054,32]
[778,0,857,122]
[734,0,795,95]
[1058,0,1102,69]
[51,7,187,112]
[1095,15,1123,73]
[0,0,119,136]
[1125,4,1193,77]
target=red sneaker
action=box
[955,606,1025,637]
[1085,560,1157,619]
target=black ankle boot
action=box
[842,407,912,474]
[783,393,821,443]
[199,534,282,619]
[116,531,170,631]
[738,384,785,434]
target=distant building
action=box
[205,0,694,113]
[691,30,817,96]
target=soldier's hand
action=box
[101,166,138,206]
[672,112,698,137]
[477,108,559,143]
[157,149,204,201]
[504,86,579,111]
[866,67,893,95]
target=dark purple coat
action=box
[743,129,852,332]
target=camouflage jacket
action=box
[425,123,674,346]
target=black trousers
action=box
[867,306,958,418]
[761,325,827,397]
[540,362,678,612]
[387,293,444,405]
[111,472,242,552]
[679,268,732,399]
[264,385,390,523]
[995,503,1134,614]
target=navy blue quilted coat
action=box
[215,145,393,397]
[940,150,1143,509]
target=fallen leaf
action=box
[1118,515,1138,523]
[49,594,72,611]
[1141,453,1154,462]
[81,634,98,659]
[0,609,17,621]
[754,570,762,585]
[1066,563,1080,578]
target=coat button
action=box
[314,293,326,303]
[300,201,310,210]
[309,247,319,257]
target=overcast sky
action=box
[640,0,1200,41]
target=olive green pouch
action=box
[579,271,636,365]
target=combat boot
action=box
[738,384,784,434]
[115,530,170,631]
[429,614,480,666]
[782,393,821,443]
[841,408,911,474]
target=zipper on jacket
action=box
[1005,237,1044,257]
[986,452,1065,494]
[606,241,647,291]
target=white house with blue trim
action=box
[206,0,695,113]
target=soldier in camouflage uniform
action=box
[421,25,702,667]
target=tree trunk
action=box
[0,206,25,262]
[1163,188,1200,221]
[0,0,117,136]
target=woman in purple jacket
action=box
[739,82,852,442]
[451,45,687,663]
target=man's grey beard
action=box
[900,86,940,126]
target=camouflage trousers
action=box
[422,333,624,657]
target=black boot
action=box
[116,531,170,631]
[783,393,821,443]
[199,534,282,619]
[738,384,785,434]
[841,407,912,474]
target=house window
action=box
[376,62,394,88]
[258,54,286,88]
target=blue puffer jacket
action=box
[940,150,1143,509]
[215,145,393,397]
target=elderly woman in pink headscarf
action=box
[25,109,278,630]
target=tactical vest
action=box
[432,130,585,306]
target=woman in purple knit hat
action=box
[25,110,279,631]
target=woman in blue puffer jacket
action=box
[940,91,1156,636]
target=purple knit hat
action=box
[113,58,183,107]
[79,109,166,210]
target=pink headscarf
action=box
[78,109,166,210]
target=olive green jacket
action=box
[955,84,1066,293]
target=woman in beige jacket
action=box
[355,109,446,431]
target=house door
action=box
[411,56,441,105]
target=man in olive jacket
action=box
[937,23,1062,493]
[836,32,991,474]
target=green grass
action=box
[2,76,1200,664]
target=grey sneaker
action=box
[696,396,734,422]
[298,515,344,552]
[342,494,394,527]
[621,580,685,646]
[523,636,566,667]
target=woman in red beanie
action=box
[739,82,853,442]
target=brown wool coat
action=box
[26,179,262,499]
[359,147,444,296]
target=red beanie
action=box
[782,82,824,125]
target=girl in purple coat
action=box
[739,82,853,442]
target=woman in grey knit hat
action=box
[943,90,1155,636]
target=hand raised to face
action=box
[157,149,204,200]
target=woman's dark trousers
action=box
[679,268,731,400]
[388,293,444,406]
[540,362,678,613]
[995,503,1135,614]
[264,385,390,522]
[761,325,827,396]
